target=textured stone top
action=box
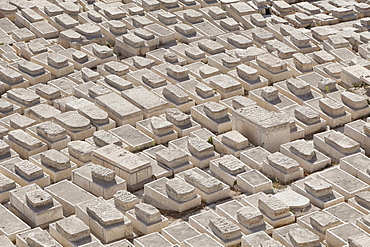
[40,149,70,170]
[156,147,188,168]
[36,121,66,142]
[91,165,115,182]
[258,195,289,219]
[8,129,44,150]
[68,141,95,162]
[209,217,241,241]
[150,116,173,136]
[256,53,287,73]
[288,227,320,247]
[54,111,91,131]
[309,212,340,233]
[0,173,15,192]
[319,98,345,117]
[93,45,114,58]
[324,131,360,154]
[26,231,59,247]
[184,169,222,193]
[261,86,279,101]
[289,140,316,160]
[86,198,124,226]
[222,130,249,150]
[93,130,122,147]
[7,88,40,107]
[135,203,161,224]
[341,92,368,109]
[0,139,10,156]
[188,137,214,158]
[114,190,140,211]
[26,189,53,208]
[165,108,191,126]
[286,78,311,96]
[105,75,133,91]
[166,178,196,202]
[267,152,300,174]
[294,106,320,125]
[15,160,43,180]
[56,216,90,242]
[237,206,264,228]
[203,101,228,120]
[234,105,290,130]
[219,155,246,175]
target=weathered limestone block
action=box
[156,147,188,169]
[134,203,161,224]
[68,141,95,163]
[55,216,90,242]
[93,130,122,147]
[313,50,335,64]
[258,195,290,219]
[86,199,124,226]
[36,121,66,142]
[18,61,45,77]
[294,106,321,125]
[104,75,133,91]
[40,149,70,170]
[256,54,287,73]
[221,130,249,150]
[293,53,313,72]
[54,111,91,132]
[236,64,259,81]
[47,53,68,69]
[158,12,177,25]
[15,160,43,181]
[261,86,279,101]
[149,117,172,136]
[286,78,311,96]
[324,131,360,154]
[309,212,341,234]
[188,137,213,158]
[341,92,368,109]
[251,28,274,44]
[166,65,189,80]
[227,35,253,49]
[91,165,115,182]
[203,101,228,120]
[7,88,40,107]
[237,206,264,228]
[26,231,60,247]
[166,178,196,202]
[304,179,333,197]
[219,157,245,175]
[114,190,140,211]
[0,173,16,193]
[319,98,345,117]
[355,191,370,209]
[183,169,222,194]
[291,32,310,47]
[165,108,191,126]
[288,227,320,247]
[8,129,43,150]
[184,9,203,23]
[267,152,300,174]
[318,78,337,92]
[195,83,214,98]
[289,140,315,161]
[209,217,241,241]
[0,140,10,156]
[26,189,53,208]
